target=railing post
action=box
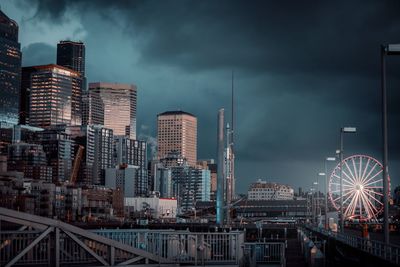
[55,228,60,267]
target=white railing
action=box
[306,226,400,265]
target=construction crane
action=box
[70,145,84,185]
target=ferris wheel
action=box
[328,154,390,221]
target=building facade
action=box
[20,64,83,127]
[36,127,74,183]
[57,41,85,77]
[84,82,137,139]
[157,111,197,166]
[0,10,21,125]
[248,179,294,200]
[171,163,211,212]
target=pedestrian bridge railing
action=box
[305,226,400,265]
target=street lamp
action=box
[310,188,316,224]
[339,127,356,232]
[324,157,336,230]
[318,173,327,225]
[314,180,320,224]
[381,44,400,245]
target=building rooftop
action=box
[89,82,136,90]
[22,64,81,77]
[157,110,196,117]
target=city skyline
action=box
[1,1,400,193]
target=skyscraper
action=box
[83,83,137,139]
[0,10,21,125]
[113,136,148,196]
[20,64,83,127]
[57,41,85,77]
[157,111,197,166]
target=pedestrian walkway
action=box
[286,238,307,267]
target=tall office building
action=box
[113,136,148,196]
[20,64,83,127]
[68,125,113,185]
[157,111,197,166]
[0,10,21,125]
[171,162,211,212]
[83,83,137,139]
[57,41,85,77]
[36,127,74,183]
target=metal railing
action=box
[243,241,286,266]
[305,226,400,265]
[92,228,245,265]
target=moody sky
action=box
[2,0,400,193]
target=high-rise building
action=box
[197,159,217,200]
[0,10,21,125]
[36,126,74,183]
[68,125,113,186]
[113,136,148,196]
[157,111,197,166]
[20,64,83,127]
[57,41,85,77]
[171,163,210,212]
[7,142,52,181]
[83,83,137,139]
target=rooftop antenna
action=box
[231,70,234,147]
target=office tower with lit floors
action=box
[0,10,21,125]
[20,64,83,127]
[83,82,137,139]
[157,111,197,166]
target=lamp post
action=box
[318,172,328,229]
[339,127,356,232]
[314,181,320,224]
[310,188,315,224]
[381,44,400,245]
[324,157,336,229]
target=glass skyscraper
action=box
[84,82,137,139]
[0,10,21,125]
[21,64,83,127]
[57,41,85,77]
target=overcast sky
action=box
[2,0,400,193]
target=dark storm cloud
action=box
[18,0,400,76]
[13,0,400,189]
[21,42,56,66]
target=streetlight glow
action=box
[342,127,357,133]
[318,172,325,176]
[326,157,336,161]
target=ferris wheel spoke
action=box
[363,190,383,206]
[344,161,358,184]
[332,190,354,203]
[351,157,360,182]
[364,188,383,196]
[360,193,371,220]
[361,158,371,182]
[363,169,383,186]
[361,191,379,221]
[343,191,355,205]
[361,162,379,184]
[364,178,383,187]
[345,191,358,217]
[358,157,363,183]
[330,182,353,188]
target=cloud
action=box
[12,0,400,190]
[21,42,56,66]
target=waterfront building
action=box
[247,179,294,200]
